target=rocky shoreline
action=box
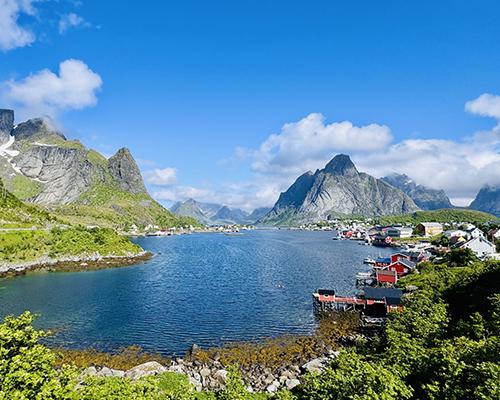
[0,251,152,278]
[82,350,340,394]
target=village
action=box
[313,219,500,326]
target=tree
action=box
[0,312,77,400]
[443,248,478,268]
[299,350,412,400]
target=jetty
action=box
[313,287,403,317]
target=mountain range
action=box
[0,109,195,230]
[260,154,420,225]
[170,198,270,225]
[381,173,453,210]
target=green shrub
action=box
[0,312,77,400]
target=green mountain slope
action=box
[0,179,56,228]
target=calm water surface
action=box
[0,230,391,355]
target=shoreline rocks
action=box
[0,251,152,278]
[80,350,340,393]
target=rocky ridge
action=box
[170,199,267,225]
[261,154,419,225]
[382,173,453,210]
[469,185,500,217]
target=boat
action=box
[363,257,376,264]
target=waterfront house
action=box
[361,287,404,315]
[383,226,413,238]
[387,259,416,275]
[375,257,391,268]
[312,287,404,316]
[459,236,496,258]
[376,269,398,284]
[487,228,500,241]
[415,222,443,237]
[390,253,410,263]
[372,234,393,247]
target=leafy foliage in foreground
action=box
[0,226,142,263]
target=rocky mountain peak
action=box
[0,109,14,145]
[261,154,419,225]
[12,117,66,141]
[469,185,500,217]
[108,148,146,194]
[324,154,358,176]
[382,173,453,210]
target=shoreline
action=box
[0,251,153,278]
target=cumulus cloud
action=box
[0,0,38,51]
[248,113,392,177]
[1,59,103,119]
[143,167,177,186]
[58,13,90,34]
[465,93,500,119]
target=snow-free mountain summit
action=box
[261,154,419,225]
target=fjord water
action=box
[0,230,391,355]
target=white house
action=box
[466,226,484,239]
[459,237,496,258]
[444,229,469,239]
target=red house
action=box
[376,269,398,284]
[387,259,416,276]
[390,253,410,263]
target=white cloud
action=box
[248,113,392,177]
[465,93,500,119]
[58,12,90,34]
[1,59,103,119]
[143,167,177,186]
[0,0,38,51]
[355,129,500,205]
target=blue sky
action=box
[1,0,500,209]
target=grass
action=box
[9,174,43,200]
[49,182,199,230]
[0,179,56,228]
[0,226,142,263]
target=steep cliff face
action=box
[12,145,101,204]
[382,173,453,210]
[108,148,146,194]
[261,154,419,225]
[0,109,14,145]
[469,186,500,217]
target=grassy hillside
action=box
[48,183,198,230]
[0,181,144,265]
[0,226,142,263]
[374,208,497,226]
[0,179,56,229]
